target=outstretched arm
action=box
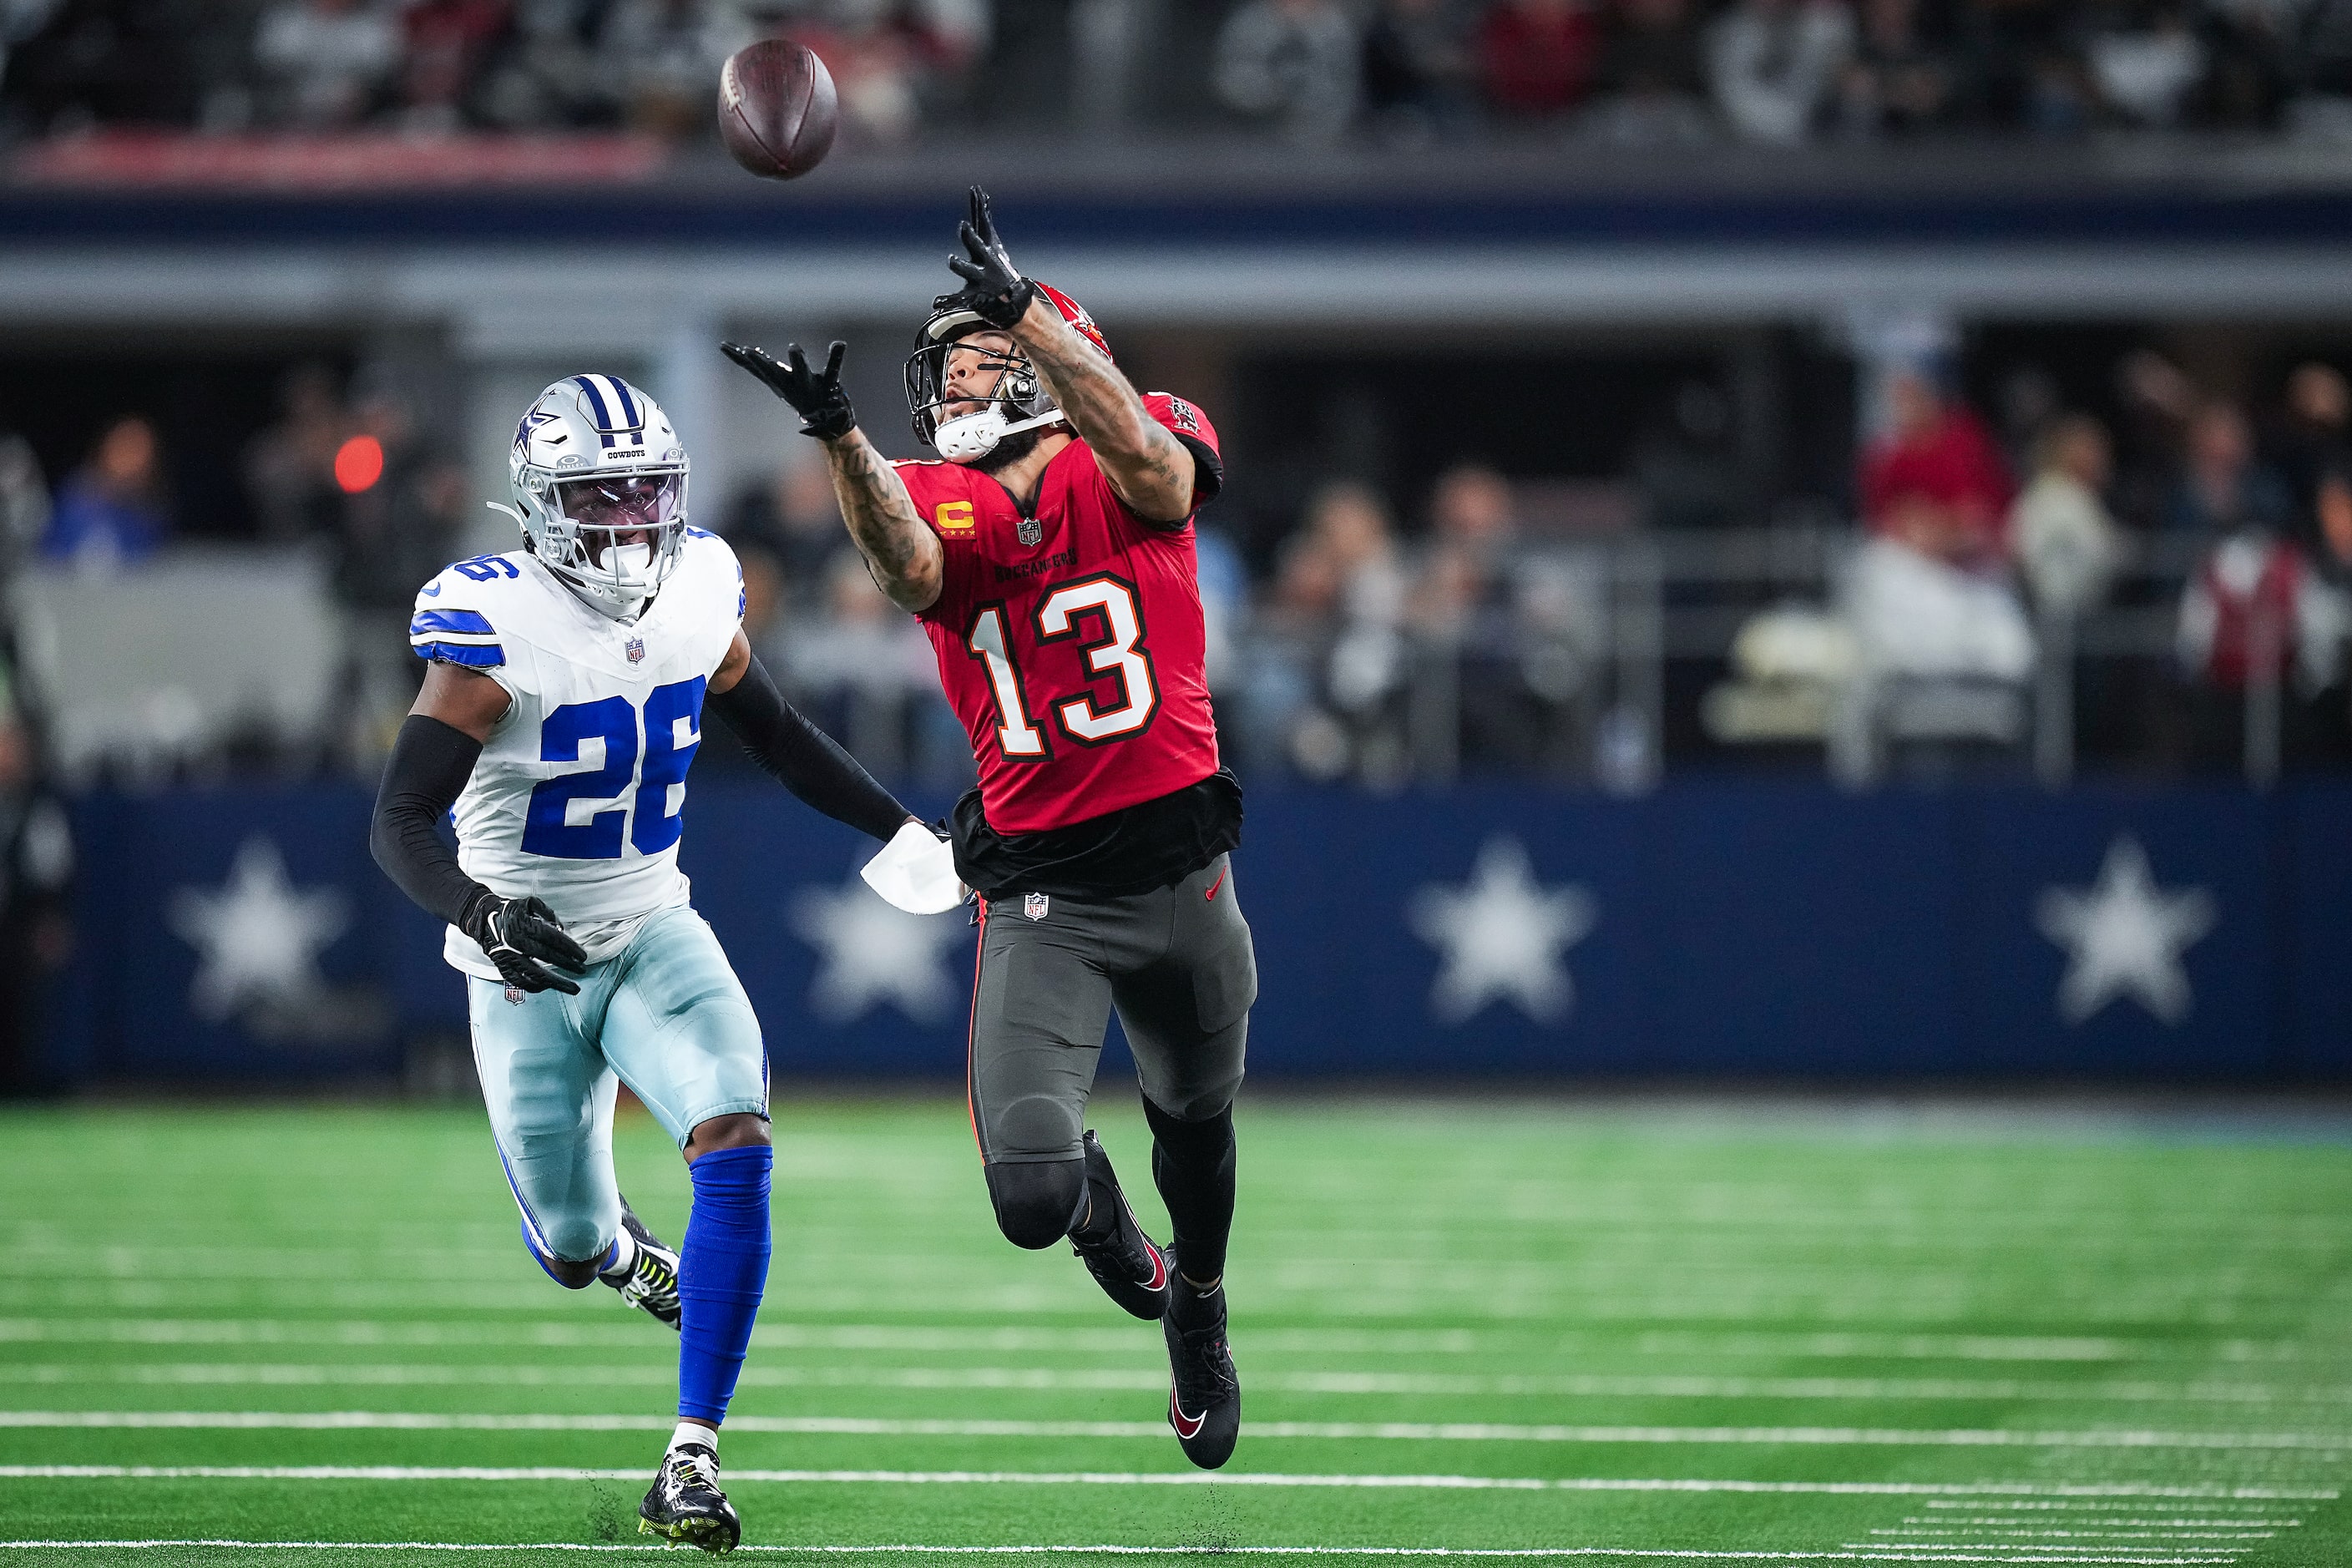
[1010,297,1195,524]
[706,629,914,840]
[721,339,944,614]
[945,187,1197,525]
[821,428,943,614]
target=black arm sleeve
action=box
[708,653,910,842]
[370,714,491,928]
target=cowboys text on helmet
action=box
[493,374,690,618]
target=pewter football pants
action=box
[967,853,1256,1167]
[468,903,768,1264]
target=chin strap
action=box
[935,407,1067,463]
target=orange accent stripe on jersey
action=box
[966,897,988,1165]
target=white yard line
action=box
[9,1362,2352,1413]
[0,1543,2249,1563]
[0,1394,2341,1451]
[0,1466,2329,1501]
[3,1410,2349,1454]
[17,1320,2336,1366]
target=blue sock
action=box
[677,1144,772,1426]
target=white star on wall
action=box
[2035,836,2218,1027]
[1408,837,1598,1024]
[168,837,350,1022]
[791,873,966,1024]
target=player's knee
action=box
[526,1223,608,1289]
[685,1111,772,1161]
[984,1159,1086,1250]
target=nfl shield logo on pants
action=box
[625,637,645,664]
[1023,892,1050,922]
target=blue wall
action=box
[45,779,2352,1086]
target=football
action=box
[717,39,837,181]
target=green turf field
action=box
[1,1095,2348,1568]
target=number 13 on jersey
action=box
[965,574,1160,761]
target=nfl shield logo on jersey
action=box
[1024,893,1050,922]
[625,637,645,664]
[1017,517,1044,548]
[503,984,526,1006]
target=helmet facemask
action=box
[905,326,1065,464]
[544,473,686,609]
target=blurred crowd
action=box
[8,0,2352,150]
[12,337,2352,806]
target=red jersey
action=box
[898,393,1222,836]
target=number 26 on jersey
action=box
[521,676,705,860]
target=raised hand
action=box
[721,339,857,441]
[938,185,1034,329]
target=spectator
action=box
[43,417,169,567]
[243,363,348,544]
[793,2,985,149]
[1253,481,1409,777]
[2011,414,2126,619]
[1707,0,1855,145]
[2269,360,2351,524]
[1361,0,1476,144]
[2176,528,2344,696]
[2164,401,2294,535]
[785,547,951,777]
[1590,0,1712,144]
[726,458,843,590]
[255,0,401,128]
[0,431,48,575]
[477,0,612,128]
[597,0,751,141]
[1213,0,1361,144]
[398,0,513,129]
[1954,0,2088,134]
[2086,2,2208,127]
[1478,0,1604,119]
[1836,0,1954,135]
[1857,369,2015,569]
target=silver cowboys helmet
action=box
[493,374,689,617]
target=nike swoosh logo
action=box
[421,583,443,597]
[1170,1385,1206,1440]
[1139,1242,1167,1292]
[1204,867,1227,903]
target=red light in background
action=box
[335,435,385,493]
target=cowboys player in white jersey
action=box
[370,373,931,1555]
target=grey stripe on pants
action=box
[969,853,1257,1165]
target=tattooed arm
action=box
[822,428,943,614]
[1010,296,1196,525]
[717,338,943,614]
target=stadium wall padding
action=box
[45,780,2352,1086]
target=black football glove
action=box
[460,891,589,996]
[937,185,1034,329]
[721,339,857,441]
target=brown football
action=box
[718,40,838,181]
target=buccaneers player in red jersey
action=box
[722,189,1252,1469]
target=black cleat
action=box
[1162,1248,1240,1469]
[1069,1130,1170,1321]
[638,1441,741,1555]
[602,1196,681,1330]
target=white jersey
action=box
[410,530,745,980]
